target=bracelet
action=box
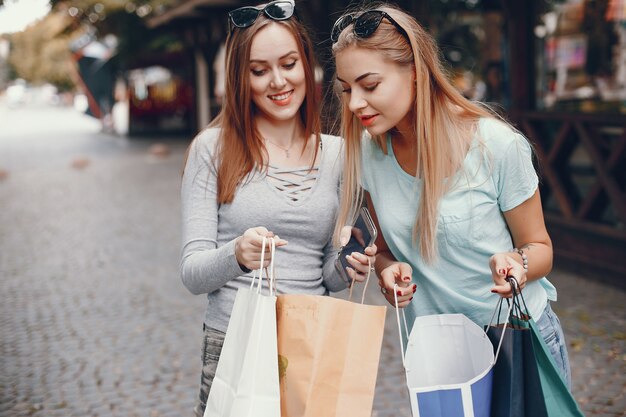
[239,262,252,273]
[513,248,528,272]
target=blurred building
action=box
[0,37,10,90]
[145,0,625,281]
[124,55,194,136]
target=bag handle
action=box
[485,276,518,365]
[348,257,372,305]
[393,278,516,370]
[392,283,411,370]
[249,236,276,296]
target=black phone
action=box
[335,206,378,284]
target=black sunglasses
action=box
[331,10,409,44]
[228,1,295,31]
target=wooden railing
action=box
[516,112,626,278]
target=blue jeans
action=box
[535,302,572,389]
[193,326,226,417]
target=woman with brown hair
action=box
[179,1,386,415]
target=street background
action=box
[1,101,625,417]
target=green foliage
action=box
[6,0,184,90]
[49,0,184,65]
[50,0,178,37]
[8,10,76,90]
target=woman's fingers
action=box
[346,252,369,269]
[505,255,527,289]
[379,286,414,307]
[345,261,373,283]
[273,234,288,247]
[397,263,413,284]
[393,282,416,306]
[339,225,352,247]
[491,255,526,298]
[345,266,364,283]
[491,282,513,298]
[238,229,286,270]
[378,264,415,308]
[344,251,376,283]
[364,244,377,256]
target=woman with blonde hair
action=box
[331,3,571,387]
[180,1,381,415]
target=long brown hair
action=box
[332,4,493,263]
[209,12,321,203]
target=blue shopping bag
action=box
[393,286,511,417]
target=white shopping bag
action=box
[393,285,511,417]
[204,238,280,417]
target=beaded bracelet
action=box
[514,248,528,272]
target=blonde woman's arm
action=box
[490,189,553,296]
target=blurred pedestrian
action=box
[331,3,571,388]
[180,1,379,415]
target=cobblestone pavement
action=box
[1,104,625,417]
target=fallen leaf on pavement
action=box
[570,338,585,352]
[149,143,170,158]
[71,157,90,169]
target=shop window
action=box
[536,0,626,112]
[127,65,193,135]
[422,0,511,110]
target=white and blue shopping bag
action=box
[393,285,511,417]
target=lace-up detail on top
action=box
[266,165,320,202]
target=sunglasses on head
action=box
[228,0,295,32]
[331,10,409,44]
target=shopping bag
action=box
[527,317,584,416]
[204,238,280,417]
[486,300,547,416]
[393,285,511,417]
[276,264,386,417]
[486,278,584,417]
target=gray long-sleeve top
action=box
[180,128,347,332]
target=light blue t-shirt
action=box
[361,118,557,327]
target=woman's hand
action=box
[489,253,527,297]
[339,225,377,283]
[235,227,288,271]
[378,262,415,308]
[345,244,378,283]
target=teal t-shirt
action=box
[361,118,557,327]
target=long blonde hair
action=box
[332,4,492,263]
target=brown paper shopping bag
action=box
[276,279,386,417]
